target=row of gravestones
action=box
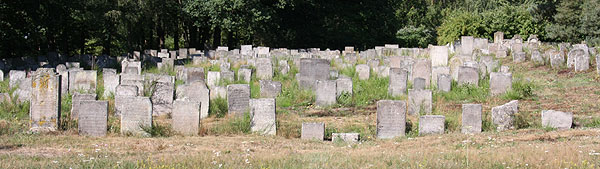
[301,100,573,142]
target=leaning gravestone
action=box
[315,80,336,106]
[69,70,97,94]
[301,122,325,140]
[541,110,572,130]
[70,93,97,120]
[172,100,201,136]
[408,89,432,115]
[78,100,108,137]
[492,100,518,131]
[437,74,452,92]
[176,81,210,119]
[250,98,276,135]
[388,68,408,96]
[430,46,449,67]
[376,100,406,139]
[102,68,119,97]
[332,133,359,143]
[461,104,482,134]
[298,58,330,90]
[336,77,353,97]
[356,64,370,80]
[256,58,273,80]
[120,97,152,136]
[412,59,432,87]
[457,66,479,86]
[490,72,512,95]
[419,115,445,135]
[227,84,251,116]
[30,68,60,132]
[259,80,282,98]
[146,75,174,116]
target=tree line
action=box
[1,0,599,58]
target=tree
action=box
[545,0,583,43]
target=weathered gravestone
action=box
[572,48,590,72]
[332,133,359,142]
[457,66,479,86]
[120,97,152,136]
[356,64,370,80]
[413,78,426,90]
[238,68,252,83]
[145,75,174,116]
[388,68,408,96]
[103,68,119,97]
[256,58,273,80]
[460,36,474,56]
[206,71,221,88]
[376,100,406,139]
[121,61,141,75]
[548,50,564,69]
[209,86,227,99]
[531,50,544,65]
[490,72,512,95]
[259,80,282,98]
[9,70,26,89]
[412,59,432,87]
[30,68,61,132]
[494,32,504,44]
[78,101,108,137]
[541,110,572,130]
[177,81,210,119]
[513,52,526,63]
[431,66,450,86]
[315,80,336,106]
[430,46,449,67]
[227,84,250,116]
[437,74,452,92]
[70,93,97,120]
[250,98,276,135]
[408,89,432,115]
[279,60,290,75]
[297,58,330,90]
[120,73,144,96]
[185,67,205,83]
[419,115,445,135]
[462,104,482,134]
[69,70,97,94]
[492,100,518,131]
[301,122,325,140]
[336,76,352,97]
[220,70,234,82]
[172,100,201,135]
[56,65,69,95]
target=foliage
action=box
[438,80,490,103]
[141,122,174,137]
[209,97,228,118]
[209,112,252,135]
[502,79,536,100]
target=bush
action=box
[209,97,228,118]
[502,79,536,100]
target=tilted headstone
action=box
[457,66,479,86]
[332,133,359,142]
[177,81,209,119]
[70,93,97,120]
[430,46,449,67]
[102,68,119,97]
[255,58,273,80]
[492,100,518,131]
[490,72,512,95]
[531,50,544,65]
[172,100,201,136]
[376,100,406,139]
[419,115,445,135]
[462,104,482,134]
[355,64,370,80]
[250,98,276,135]
[259,80,282,98]
[145,75,174,116]
[315,80,336,106]
[206,71,221,88]
[227,84,251,116]
[413,77,426,90]
[336,77,352,97]
[437,74,451,92]
[30,68,60,132]
[69,70,97,94]
[408,89,432,115]
[120,97,152,136]
[297,58,330,90]
[541,110,572,130]
[78,100,108,137]
[238,68,252,83]
[301,122,325,140]
[412,59,432,87]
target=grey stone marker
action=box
[146,75,174,116]
[315,80,337,106]
[209,86,227,99]
[413,78,426,90]
[256,58,273,80]
[494,31,504,44]
[460,36,474,56]
[172,100,201,136]
[356,64,370,80]
[388,68,408,96]
[301,122,325,140]
[185,67,205,83]
[279,60,290,75]
[250,98,276,135]
[490,72,512,95]
[513,52,526,63]
[175,65,186,80]
[78,100,108,137]
[259,80,282,98]
[103,68,119,97]
[70,70,97,94]
[408,89,432,115]
[30,68,60,132]
[499,66,510,73]
[573,48,590,72]
[437,74,452,92]
[332,133,359,142]
[376,100,406,139]
[461,104,482,134]
[120,73,144,98]
[336,77,353,97]
[220,70,234,82]
[298,58,330,90]
[419,115,445,135]
[227,84,251,116]
[238,68,252,83]
[56,65,69,95]
[431,66,450,86]
[457,66,479,86]
[206,71,221,88]
[549,50,564,69]
[177,81,210,119]
[71,93,97,120]
[116,85,138,97]
[412,59,432,87]
[541,110,572,130]
[9,70,26,89]
[430,46,449,67]
[492,100,518,131]
[0,70,4,82]
[531,50,544,65]
[120,97,153,136]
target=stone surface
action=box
[531,50,544,65]
[209,86,227,99]
[512,52,526,63]
[461,104,482,134]
[172,100,201,136]
[335,77,353,97]
[78,101,108,137]
[301,122,325,140]
[15,76,32,102]
[102,68,119,97]
[185,67,205,83]
[437,74,451,92]
[227,84,251,116]
[298,58,330,90]
[431,66,450,86]
[412,59,432,87]
[460,36,474,56]
[30,68,60,132]
[238,68,252,83]
[388,68,408,96]
[413,77,426,90]
[492,100,518,131]
[206,71,221,88]
[220,70,234,82]
[356,64,370,80]
[541,110,572,130]
[419,115,445,135]
[71,93,97,120]
[116,85,138,97]
[69,70,97,94]
[177,81,210,119]
[250,98,276,135]
[457,66,479,86]
[494,32,504,44]
[259,80,282,98]
[315,80,336,106]
[490,72,512,95]
[332,133,359,142]
[256,58,273,80]
[572,48,590,72]
[9,70,26,89]
[376,100,406,139]
[279,60,290,75]
[549,50,564,69]
[408,89,432,115]
[145,75,174,116]
[120,97,153,136]
[430,46,449,67]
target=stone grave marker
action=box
[185,67,205,83]
[315,80,336,106]
[356,64,370,80]
[256,58,273,80]
[490,72,512,95]
[541,110,572,130]
[120,97,152,136]
[437,74,451,92]
[172,100,201,135]
[71,93,97,120]
[408,89,432,115]
[103,68,119,97]
[332,133,359,142]
[250,98,276,135]
[9,70,26,89]
[376,100,406,139]
[177,81,209,119]
[336,77,352,97]
[259,80,282,98]
[431,66,450,86]
[69,70,97,94]
[492,100,518,131]
[30,68,60,132]
[301,122,325,140]
[430,46,448,67]
[298,58,330,90]
[227,84,251,116]
[207,71,221,88]
[413,77,426,90]
[419,115,445,135]
[78,101,108,137]
[461,104,482,134]
[457,66,479,86]
[412,59,432,87]
[388,68,408,96]
[238,68,252,83]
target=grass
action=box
[501,77,537,100]
[208,112,251,135]
[141,122,174,137]
[59,93,75,131]
[437,80,490,103]
[209,97,228,118]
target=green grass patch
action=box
[501,78,536,100]
[141,122,174,137]
[59,93,76,131]
[209,112,251,135]
[438,80,490,103]
[209,97,228,118]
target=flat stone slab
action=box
[30,68,61,132]
[332,133,359,143]
[541,110,572,130]
[177,81,210,119]
[376,100,406,139]
[259,80,282,98]
[492,100,518,131]
[71,93,97,120]
[412,59,432,87]
[78,101,108,137]
[462,104,482,134]
[255,58,273,80]
[301,122,325,140]
[457,66,479,86]
[336,77,353,97]
[172,100,201,136]
[419,115,445,135]
[388,68,408,96]
[250,98,276,135]
[437,74,451,92]
[356,64,370,80]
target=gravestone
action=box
[490,72,512,95]
[336,77,353,97]
[408,89,432,115]
[448,57,464,81]
[238,68,252,83]
[374,66,390,78]
[332,133,359,142]
[572,48,590,72]
[9,70,26,89]
[513,52,526,63]
[30,68,60,132]
[330,70,339,79]
[376,100,406,139]
[220,70,234,82]
[259,80,282,98]
[457,66,479,86]
[419,115,445,135]
[256,58,273,80]
[172,100,201,136]
[567,48,583,68]
[431,66,450,86]
[177,81,210,119]
[298,58,330,90]
[175,65,186,80]
[413,78,426,90]
[356,64,370,80]
[430,46,448,67]
[549,50,564,69]
[71,93,97,120]
[146,75,174,116]
[209,86,227,99]
[388,68,408,96]
[460,36,474,55]
[185,67,205,83]
[120,97,152,136]
[227,84,251,116]
[279,60,290,75]
[531,50,544,65]
[461,104,482,134]
[315,80,336,106]
[56,65,69,95]
[437,74,452,92]
[120,73,144,96]
[500,66,510,73]
[78,101,108,137]
[492,100,518,131]
[541,110,572,130]
[103,68,119,97]
[121,61,141,75]
[178,48,189,59]
[250,98,276,135]
[114,85,139,117]
[301,122,325,140]
[207,71,221,88]
[496,48,507,58]
[69,70,97,94]
[412,59,432,87]
[494,32,504,44]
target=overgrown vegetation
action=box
[209,97,228,118]
[502,78,537,100]
[141,122,174,137]
[209,113,252,135]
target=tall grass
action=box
[209,112,251,135]
[209,97,228,118]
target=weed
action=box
[209,112,251,135]
[59,93,76,131]
[141,122,174,137]
[336,91,353,107]
[437,80,489,103]
[502,78,536,100]
[209,97,228,118]
[514,111,539,129]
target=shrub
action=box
[502,79,536,100]
[209,97,228,118]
